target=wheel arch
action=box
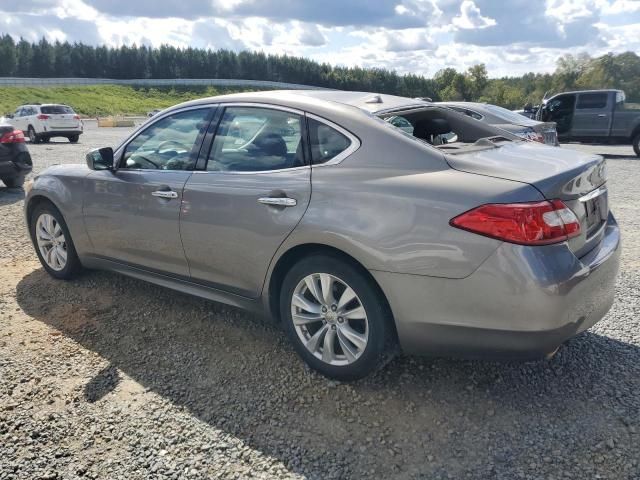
[265,243,398,341]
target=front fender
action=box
[25,167,92,257]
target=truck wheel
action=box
[633,133,640,157]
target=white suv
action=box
[10,104,83,144]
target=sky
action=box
[1,0,639,78]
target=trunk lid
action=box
[445,141,608,258]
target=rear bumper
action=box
[372,213,621,359]
[41,129,82,138]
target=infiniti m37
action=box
[25,91,620,380]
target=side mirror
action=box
[6,114,14,119]
[86,147,114,171]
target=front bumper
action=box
[372,213,621,359]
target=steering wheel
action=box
[157,140,189,153]
[128,154,160,169]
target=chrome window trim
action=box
[192,165,311,176]
[578,185,608,203]
[305,112,361,167]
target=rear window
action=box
[41,105,75,114]
[576,94,608,110]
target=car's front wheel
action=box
[633,133,640,157]
[280,254,395,381]
[30,202,82,280]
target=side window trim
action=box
[199,103,310,174]
[114,105,215,171]
[305,112,361,167]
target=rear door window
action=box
[207,107,304,172]
[576,93,608,109]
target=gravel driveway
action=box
[1,124,639,479]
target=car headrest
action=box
[413,118,452,139]
[252,132,287,157]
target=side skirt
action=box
[81,256,264,314]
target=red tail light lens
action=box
[0,130,26,144]
[37,114,50,120]
[73,115,80,120]
[451,200,581,245]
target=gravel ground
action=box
[1,124,639,479]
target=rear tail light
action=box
[37,114,50,120]
[450,200,581,246]
[73,115,80,120]
[0,130,26,144]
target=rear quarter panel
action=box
[269,131,545,281]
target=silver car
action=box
[437,101,559,145]
[25,90,621,380]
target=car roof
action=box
[177,90,429,116]
[548,89,622,97]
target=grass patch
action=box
[0,85,256,117]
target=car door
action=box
[571,92,612,138]
[180,105,311,298]
[544,94,576,137]
[82,106,214,276]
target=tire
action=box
[41,137,50,143]
[28,126,40,144]
[68,135,79,144]
[29,201,82,280]
[280,254,396,381]
[1,177,24,188]
[633,133,640,157]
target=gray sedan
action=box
[437,101,559,145]
[25,90,620,380]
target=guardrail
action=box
[0,77,331,90]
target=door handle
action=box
[258,197,297,207]
[151,190,178,199]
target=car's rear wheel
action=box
[30,202,82,280]
[280,255,395,380]
[68,135,79,144]
[633,133,640,157]
[28,126,40,144]
[1,177,24,188]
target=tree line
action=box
[0,34,638,109]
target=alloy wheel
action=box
[291,273,369,366]
[35,213,67,271]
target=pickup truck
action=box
[536,89,640,157]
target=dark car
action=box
[438,102,559,145]
[536,89,640,156]
[0,124,33,188]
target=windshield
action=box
[41,105,74,114]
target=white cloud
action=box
[452,0,497,29]
[1,0,639,79]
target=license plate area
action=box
[582,187,607,237]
